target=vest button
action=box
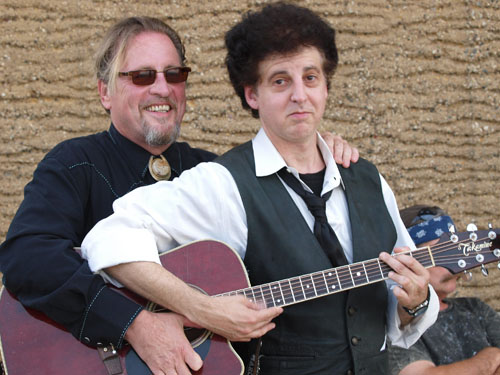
[346,370,354,375]
[348,306,357,316]
[351,336,361,345]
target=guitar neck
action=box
[218,227,499,309]
[219,247,434,309]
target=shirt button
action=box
[351,336,361,346]
[348,306,357,316]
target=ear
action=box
[97,80,112,110]
[244,85,259,110]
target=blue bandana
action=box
[407,215,455,246]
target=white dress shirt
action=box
[82,128,438,348]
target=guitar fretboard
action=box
[218,247,435,308]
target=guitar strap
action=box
[245,338,263,375]
[97,343,123,375]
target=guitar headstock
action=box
[430,225,500,274]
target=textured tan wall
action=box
[1,1,499,307]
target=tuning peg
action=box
[463,270,473,281]
[481,264,489,277]
[449,225,459,243]
[488,223,497,240]
[497,262,500,271]
[467,223,478,241]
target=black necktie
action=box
[278,168,348,266]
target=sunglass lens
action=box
[131,70,156,85]
[165,68,189,83]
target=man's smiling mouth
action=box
[146,104,172,113]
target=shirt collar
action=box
[107,123,183,181]
[252,128,344,191]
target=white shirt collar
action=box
[252,128,344,192]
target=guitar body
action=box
[0,240,248,375]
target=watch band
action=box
[403,287,430,317]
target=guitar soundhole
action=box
[145,284,212,349]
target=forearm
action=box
[106,261,211,324]
[387,283,438,348]
[401,347,500,375]
[107,261,283,342]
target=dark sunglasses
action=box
[118,67,191,86]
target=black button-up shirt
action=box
[0,124,216,347]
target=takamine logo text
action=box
[458,241,492,257]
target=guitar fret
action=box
[250,287,257,304]
[335,268,342,290]
[380,261,391,279]
[301,275,316,299]
[257,285,267,307]
[339,265,354,289]
[362,262,369,283]
[349,265,355,285]
[261,285,275,308]
[321,271,328,291]
[310,274,318,296]
[287,279,296,303]
[278,281,286,306]
[242,289,253,303]
[365,259,383,283]
[324,270,340,293]
[313,272,328,296]
[377,259,384,279]
[269,282,283,306]
[350,263,367,286]
[291,277,305,302]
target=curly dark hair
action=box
[224,2,338,118]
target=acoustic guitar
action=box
[0,227,498,374]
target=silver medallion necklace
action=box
[148,155,171,181]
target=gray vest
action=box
[216,142,396,375]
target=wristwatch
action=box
[402,287,430,317]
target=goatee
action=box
[144,123,180,148]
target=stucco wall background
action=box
[1,0,499,307]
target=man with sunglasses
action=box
[82,4,439,375]
[0,16,357,375]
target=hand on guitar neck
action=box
[379,247,432,327]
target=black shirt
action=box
[0,124,216,347]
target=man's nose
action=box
[149,71,174,96]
